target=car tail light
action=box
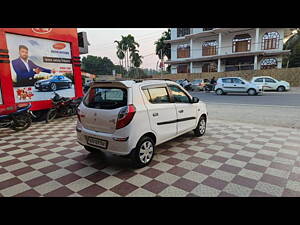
[116,104,136,129]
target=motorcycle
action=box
[0,104,33,131]
[46,92,83,123]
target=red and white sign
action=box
[32,28,52,34]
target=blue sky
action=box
[77,28,167,69]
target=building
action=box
[165,28,295,74]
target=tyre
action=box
[50,83,57,91]
[215,88,224,95]
[130,136,155,168]
[194,115,207,137]
[277,86,285,92]
[11,114,32,131]
[247,88,256,96]
[84,145,101,154]
[46,109,57,123]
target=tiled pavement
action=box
[0,116,300,197]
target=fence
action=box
[152,67,300,87]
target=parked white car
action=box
[214,77,262,96]
[76,80,208,168]
[251,76,290,92]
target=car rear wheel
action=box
[50,83,57,91]
[131,136,155,168]
[215,88,224,95]
[194,115,206,137]
[247,88,256,96]
[277,86,285,92]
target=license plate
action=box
[87,137,108,149]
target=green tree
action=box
[155,29,171,72]
[283,29,300,68]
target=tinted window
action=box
[147,87,170,104]
[84,87,127,109]
[222,78,232,83]
[265,78,276,83]
[255,78,264,82]
[169,85,190,103]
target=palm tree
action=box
[155,29,171,72]
[114,40,125,73]
[131,51,143,78]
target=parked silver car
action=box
[214,77,262,96]
[190,79,206,91]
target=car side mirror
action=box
[192,97,199,103]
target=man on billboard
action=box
[12,45,55,87]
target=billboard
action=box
[5,33,75,103]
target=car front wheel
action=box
[50,83,57,91]
[247,88,256,96]
[131,136,155,168]
[194,115,206,137]
[277,86,285,92]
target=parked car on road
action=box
[190,79,206,91]
[215,77,262,96]
[175,79,184,86]
[76,80,208,168]
[251,76,290,92]
[35,75,72,91]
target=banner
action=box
[5,33,75,103]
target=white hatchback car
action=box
[214,77,262,95]
[251,76,290,92]
[76,80,208,168]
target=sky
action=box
[77,28,167,70]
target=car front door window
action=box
[168,85,190,103]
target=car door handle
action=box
[178,110,184,113]
[153,112,159,117]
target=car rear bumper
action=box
[76,124,131,155]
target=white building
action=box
[165,28,295,74]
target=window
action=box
[177,44,190,58]
[202,62,217,72]
[222,78,233,83]
[262,32,280,50]
[202,40,217,56]
[147,87,171,104]
[203,28,214,31]
[177,64,190,73]
[232,78,244,84]
[261,58,278,70]
[177,28,191,37]
[84,87,127,109]
[232,34,251,52]
[168,85,190,103]
[254,78,264,82]
[142,89,151,102]
[265,78,276,83]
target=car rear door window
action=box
[168,85,190,103]
[222,78,233,83]
[255,78,264,82]
[265,78,276,83]
[84,87,127,109]
[232,78,243,84]
[147,87,171,104]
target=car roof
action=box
[91,79,178,88]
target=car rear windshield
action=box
[83,87,127,109]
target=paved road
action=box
[190,91,300,129]
[191,91,300,107]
